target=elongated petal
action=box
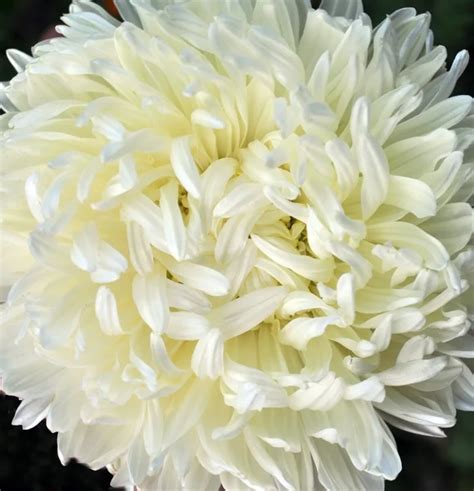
[95,286,123,335]
[367,222,449,270]
[279,316,339,350]
[377,357,448,386]
[166,312,210,340]
[191,328,224,379]
[170,136,202,199]
[160,180,187,261]
[218,287,287,340]
[167,261,230,297]
[252,234,334,282]
[132,273,168,333]
[357,134,390,219]
[385,175,437,218]
[213,182,267,218]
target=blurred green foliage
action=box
[0,1,473,490]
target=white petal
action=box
[126,221,153,275]
[386,128,456,177]
[377,387,455,431]
[320,0,363,19]
[71,222,99,272]
[218,286,287,340]
[423,49,469,107]
[92,241,128,283]
[46,380,83,432]
[121,195,168,252]
[326,240,372,288]
[150,333,182,376]
[350,96,370,141]
[191,109,225,129]
[166,279,212,314]
[115,0,141,25]
[336,273,355,325]
[357,134,390,219]
[213,182,267,218]
[251,408,301,453]
[25,172,44,222]
[367,222,449,270]
[166,312,210,340]
[248,24,305,90]
[58,422,135,470]
[308,438,384,491]
[225,241,258,297]
[452,363,474,411]
[132,273,168,333]
[355,286,424,314]
[182,459,221,491]
[306,206,331,259]
[160,180,187,261]
[118,155,138,189]
[12,397,51,430]
[38,289,84,349]
[170,136,202,199]
[243,428,297,491]
[224,359,289,409]
[255,256,306,290]
[166,260,230,297]
[252,234,333,282]
[325,138,359,199]
[396,335,435,363]
[333,338,377,358]
[385,175,437,218]
[377,357,448,386]
[191,328,224,379]
[128,434,149,485]
[360,308,425,334]
[280,290,335,317]
[212,411,252,441]
[279,316,338,350]
[199,157,237,230]
[290,374,345,411]
[6,48,33,73]
[215,210,263,265]
[143,399,163,456]
[412,357,463,392]
[421,203,473,255]
[95,286,123,335]
[263,185,308,222]
[438,333,474,358]
[344,377,385,403]
[101,128,166,162]
[161,380,212,449]
[390,95,472,141]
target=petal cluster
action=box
[0,0,473,489]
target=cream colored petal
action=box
[160,180,187,261]
[95,286,123,335]
[218,286,287,340]
[385,175,436,218]
[252,234,334,282]
[170,136,202,199]
[367,222,449,270]
[132,273,168,333]
[420,203,473,255]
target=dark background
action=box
[0,1,473,490]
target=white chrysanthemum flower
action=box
[1,0,473,489]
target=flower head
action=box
[1,0,473,489]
